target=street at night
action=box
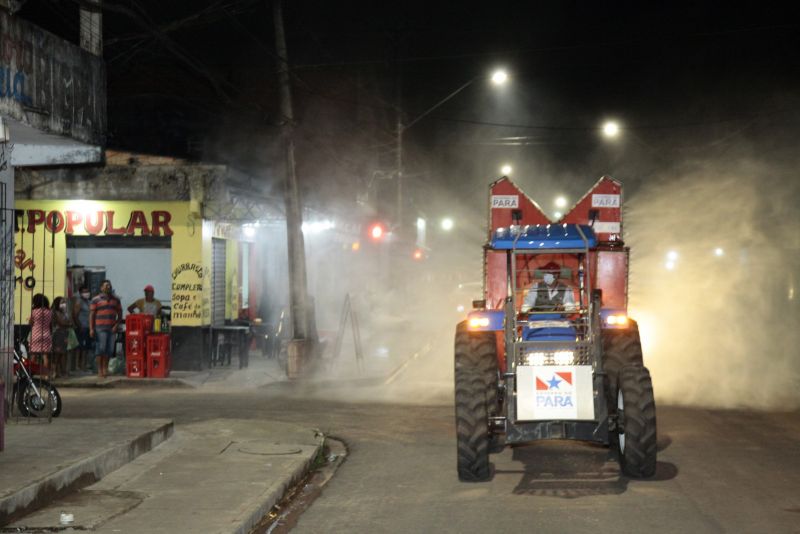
[57,348,800,534]
[2,1,799,533]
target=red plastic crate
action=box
[146,334,171,378]
[126,334,147,358]
[148,354,170,378]
[126,357,146,378]
[126,314,153,359]
[126,314,154,336]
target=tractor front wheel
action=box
[602,325,644,411]
[616,365,657,477]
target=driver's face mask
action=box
[543,273,556,285]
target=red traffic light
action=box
[412,248,424,260]
[368,222,387,241]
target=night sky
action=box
[19,1,800,216]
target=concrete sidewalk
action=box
[50,353,286,390]
[0,418,324,533]
[50,347,407,391]
[0,418,174,525]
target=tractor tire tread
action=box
[455,367,491,481]
[618,365,657,478]
[602,327,644,412]
[454,322,498,482]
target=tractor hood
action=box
[490,224,597,250]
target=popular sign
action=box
[15,209,174,236]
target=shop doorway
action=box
[66,236,171,309]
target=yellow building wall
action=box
[13,200,205,327]
[168,208,204,327]
[201,220,213,324]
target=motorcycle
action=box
[13,349,62,418]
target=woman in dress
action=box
[51,296,74,378]
[28,293,52,375]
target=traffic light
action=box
[412,248,424,261]
[367,221,388,242]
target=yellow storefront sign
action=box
[13,200,205,327]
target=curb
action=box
[0,421,174,526]
[233,430,325,534]
[54,378,194,389]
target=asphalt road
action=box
[58,348,800,534]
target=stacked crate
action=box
[146,333,171,378]
[125,314,153,378]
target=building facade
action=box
[2,5,106,444]
[13,154,270,371]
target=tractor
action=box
[454,176,656,481]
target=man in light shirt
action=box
[127,284,162,316]
[521,261,576,313]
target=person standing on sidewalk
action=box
[51,296,74,378]
[127,284,162,316]
[89,280,122,378]
[72,285,93,371]
[28,293,53,375]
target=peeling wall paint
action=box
[0,11,105,145]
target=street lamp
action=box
[491,69,509,86]
[396,68,510,227]
[500,164,513,175]
[602,120,620,139]
[441,218,454,231]
[554,196,568,209]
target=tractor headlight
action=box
[553,350,575,365]
[468,316,490,329]
[606,314,628,326]
[525,352,547,366]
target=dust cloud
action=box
[246,156,800,413]
[297,237,483,406]
[626,157,800,410]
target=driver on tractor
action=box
[521,261,576,313]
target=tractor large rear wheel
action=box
[454,322,496,481]
[616,365,657,477]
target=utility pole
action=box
[395,73,403,230]
[273,0,312,375]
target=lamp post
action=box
[396,69,509,228]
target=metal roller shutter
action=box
[212,238,226,326]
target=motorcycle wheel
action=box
[16,378,62,418]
